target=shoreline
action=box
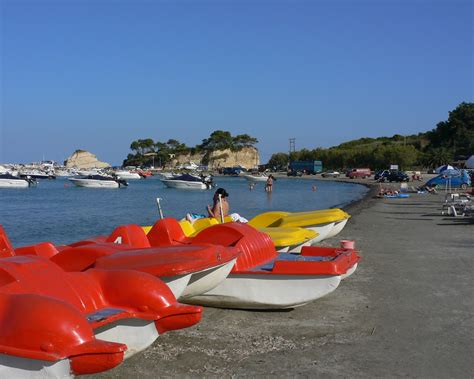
[84,180,474,378]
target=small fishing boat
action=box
[68,174,128,188]
[0,230,202,378]
[0,173,37,188]
[147,220,360,309]
[161,173,214,190]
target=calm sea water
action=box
[0,176,368,247]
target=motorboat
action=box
[0,228,202,378]
[114,170,143,180]
[174,217,319,253]
[7,224,239,301]
[161,173,214,190]
[68,174,128,188]
[242,173,269,182]
[146,219,360,309]
[248,208,351,240]
[0,172,37,188]
[19,169,56,180]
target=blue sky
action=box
[1,0,472,165]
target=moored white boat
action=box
[68,175,128,188]
[161,173,213,190]
[242,173,269,182]
[0,173,36,188]
[114,170,142,180]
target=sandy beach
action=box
[86,182,473,378]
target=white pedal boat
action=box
[148,220,360,310]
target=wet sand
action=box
[87,183,473,378]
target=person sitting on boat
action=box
[207,188,230,219]
[207,188,248,223]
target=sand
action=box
[86,182,473,378]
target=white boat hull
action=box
[186,273,341,309]
[115,172,142,180]
[0,354,72,379]
[325,219,349,239]
[0,179,29,188]
[243,175,268,182]
[180,259,237,299]
[68,178,120,188]
[161,179,208,190]
[160,274,192,299]
[304,222,335,243]
[94,318,159,359]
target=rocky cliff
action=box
[170,147,260,169]
[64,150,111,169]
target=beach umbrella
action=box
[466,155,474,169]
[435,164,455,174]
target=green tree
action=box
[199,130,234,151]
[232,134,259,150]
[427,102,474,157]
[268,153,289,170]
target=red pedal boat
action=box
[4,224,239,301]
[143,219,360,309]
[0,228,201,378]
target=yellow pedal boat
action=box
[247,208,351,240]
[144,217,319,253]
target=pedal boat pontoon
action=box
[146,219,360,309]
[0,232,202,378]
[9,225,239,301]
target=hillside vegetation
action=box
[268,102,474,171]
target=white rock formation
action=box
[64,150,110,169]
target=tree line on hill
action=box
[123,102,472,170]
[123,131,258,167]
[268,102,474,171]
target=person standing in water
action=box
[265,174,275,192]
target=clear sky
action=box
[1,0,472,165]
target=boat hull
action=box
[0,355,72,379]
[0,179,29,188]
[242,175,268,182]
[181,259,237,299]
[114,172,142,180]
[186,273,341,309]
[325,219,349,239]
[68,178,120,188]
[161,179,208,190]
[159,274,192,299]
[305,222,335,243]
[94,318,159,359]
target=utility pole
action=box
[288,138,296,170]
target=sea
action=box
[0,176,369,247]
